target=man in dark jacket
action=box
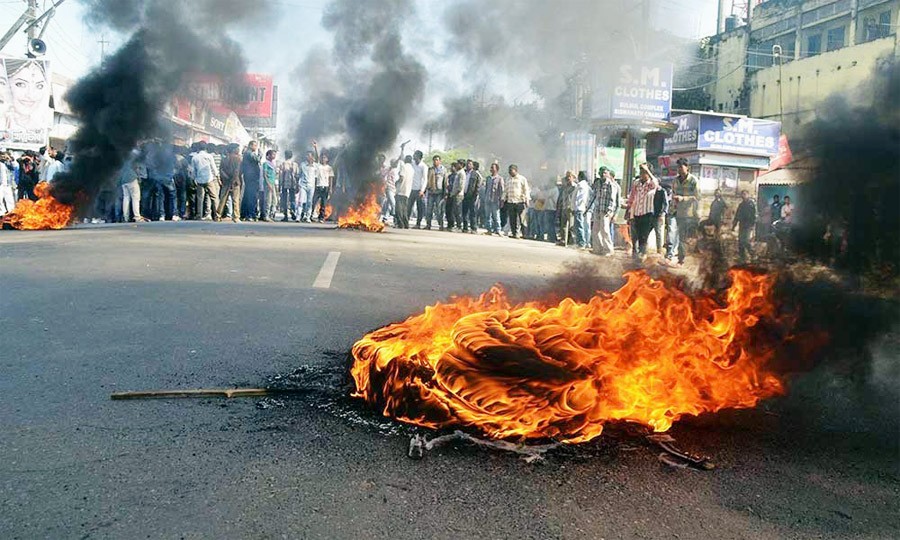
[241,140,262,220]
[218,144,243,222]
[732,190,757,263]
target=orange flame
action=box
[351,269,789,443]
[1,182,75,230]
[324,204,334,220]
[338,193,384,232]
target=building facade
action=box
[706,0,898,140]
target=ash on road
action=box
[1,222,897,539]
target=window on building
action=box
[827,26,846,51]
[807,33,822,56]
[878,11,892,38]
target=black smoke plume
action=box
[50,1,268,212]
[792,60,900,280]
[291,0,425,206]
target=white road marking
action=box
[313,251,341,289]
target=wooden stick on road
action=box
[110,388,274,400]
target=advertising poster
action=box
[699,165,720,194]
[721,167,739,190]
[0,57,53,150]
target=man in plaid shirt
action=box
[626,162,660,260]
[591,167,621,256]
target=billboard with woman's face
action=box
[0,57,52,150]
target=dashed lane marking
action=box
[313,251,341,289]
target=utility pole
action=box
[98,34,109,60]
[26,0,39,41]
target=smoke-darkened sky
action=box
[0,0,718,149]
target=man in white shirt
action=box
[299,151,319,222]
[191,141,220,220]
[0,151,17,216]
[311,141,333,222]
[408,150,428,228]
[394,155,414,229]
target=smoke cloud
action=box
[290,0,425,206]
[50,0,269,211]
[428,0,698,182]
[792,60,900,280]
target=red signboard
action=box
[182,73,274,119]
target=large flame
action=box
[1,182,75,230]
[338,193,384,232]
[351,269,789,443]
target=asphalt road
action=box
[1,222,897,539]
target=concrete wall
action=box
[710,29,751,113]
[748,34,897,139]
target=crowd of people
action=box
[374,149,774,265]
[0,139,805,266]
[106,139,336,224]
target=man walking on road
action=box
[733,189,757,263]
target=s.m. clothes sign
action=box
[698,115,780,157]
[665,113,781,157]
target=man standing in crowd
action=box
[395,154,414,229]
[651,177,670,255]
[310,142,331,222]
[542,181,557,243]
[503,164,530,239]
[261,149,278,221]
[557,171,576,246]
[462,161,482,233]
[769,194,782,228]
[626,163,660,261]
[573,171,592,249]
[119,155,148,223]
[279,150,299,222]
[408,150,428,228]
[425,154,446,230]
[0,150,17,216]
[780,195,794,224]
[145,139,178,221]
[218,143,243,223]
[482,162,503,235]
[379,154,396,224]
[299,151,319,223]
[192,142,220,221]
[592,167,620,256]
[732,189,757,263]
[173,147,192,219]
[241,141,261,221]
[39,146,62,183]
[316,152,334,221]
[445,161,462,231]
[671,158,699,265]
